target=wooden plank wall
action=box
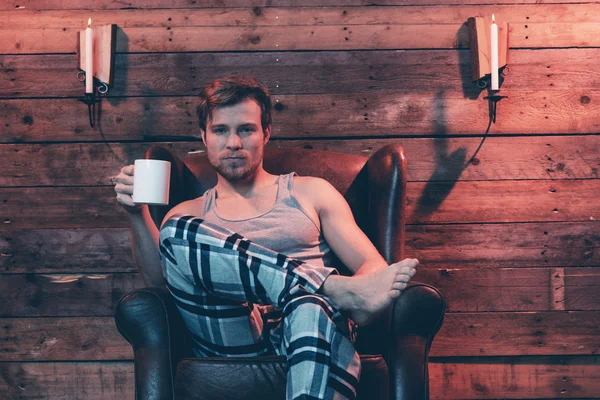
[1,1,599,398]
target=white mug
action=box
[132,159,171,205]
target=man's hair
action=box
[197,74,272,134]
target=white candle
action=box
[490,14,499,90]
[85,18,93,94]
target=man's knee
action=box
[282,294,336,321]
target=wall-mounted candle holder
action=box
[468,16,508,88]
[75,22,117,128]
[468,16,509,123]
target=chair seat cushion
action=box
[174,354,389,400]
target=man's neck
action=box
[215,167,277,198]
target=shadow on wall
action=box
[106,26,129,107]
[458,22,485,101]
[412,90,467,221]
[412,23,496,220]
[97,27,130,166]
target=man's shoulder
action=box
[293,175,333,191]
[160,196,205,230]
[292,175,339,206]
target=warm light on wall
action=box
[467,15,508,89]
[76,19,117,127]
[467,15,509,124]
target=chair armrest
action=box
[366,144,408,263]
[353,144,409,356]
[388,283,446,400]
[115,287,188,400]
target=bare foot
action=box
[321,258,419,326]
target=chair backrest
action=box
[148,144,406,260]
[149,147,371,275]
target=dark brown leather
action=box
[115,288,187,400]
[366,144,407,264]
[389,283,446,400]
[117,145,446,400]
[115,285,442,400]
[173,354,389,400]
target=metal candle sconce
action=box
[76,20,117,128]
[468,16,509,123]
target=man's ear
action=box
[200,129,207,145]
[263,125,271,144]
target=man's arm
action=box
[299,177,418,326]
[128,206,166,288]
[130,198,199,288]
[297,177,389,275]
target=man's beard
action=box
[210,153,261,181]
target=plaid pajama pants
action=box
[159,214,361,400]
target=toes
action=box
[400,258,419,268]
[397,265,417,276]
[396,268,416,279]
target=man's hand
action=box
[113,165,143,214]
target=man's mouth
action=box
[222,156,245,161]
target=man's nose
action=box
[226,133,242,149]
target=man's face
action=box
[202,98,271,181]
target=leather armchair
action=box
[115,144,446,400]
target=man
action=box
[113,74,418,400]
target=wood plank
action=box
[1,268,599,316]
[429,356,600,399]
[1,0,597,11]
[2,312,598,361]
[0,362,134,400]
[511,23,600,48]
[2,221,597,273]
[1,96,198,141]
[6,21,600,54]
[431,312,600,357]
[3,24,471,54]
[565,267,600,311]
[2,136,599,186]
[0,229,135,274]
[2,92,600,142]
[421,267,553,312]
[0,187,125,230]
[2,5,600,29]
[407,222,600,268]
[0,273,145,317]
[3,4,600,55]
[419,266,600,312]
[406,179,600,225]
[1,317,133,361]
[2,49,600,98]
[551,267,566,311]
[0,180,598,230]
[0,357,597,400]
